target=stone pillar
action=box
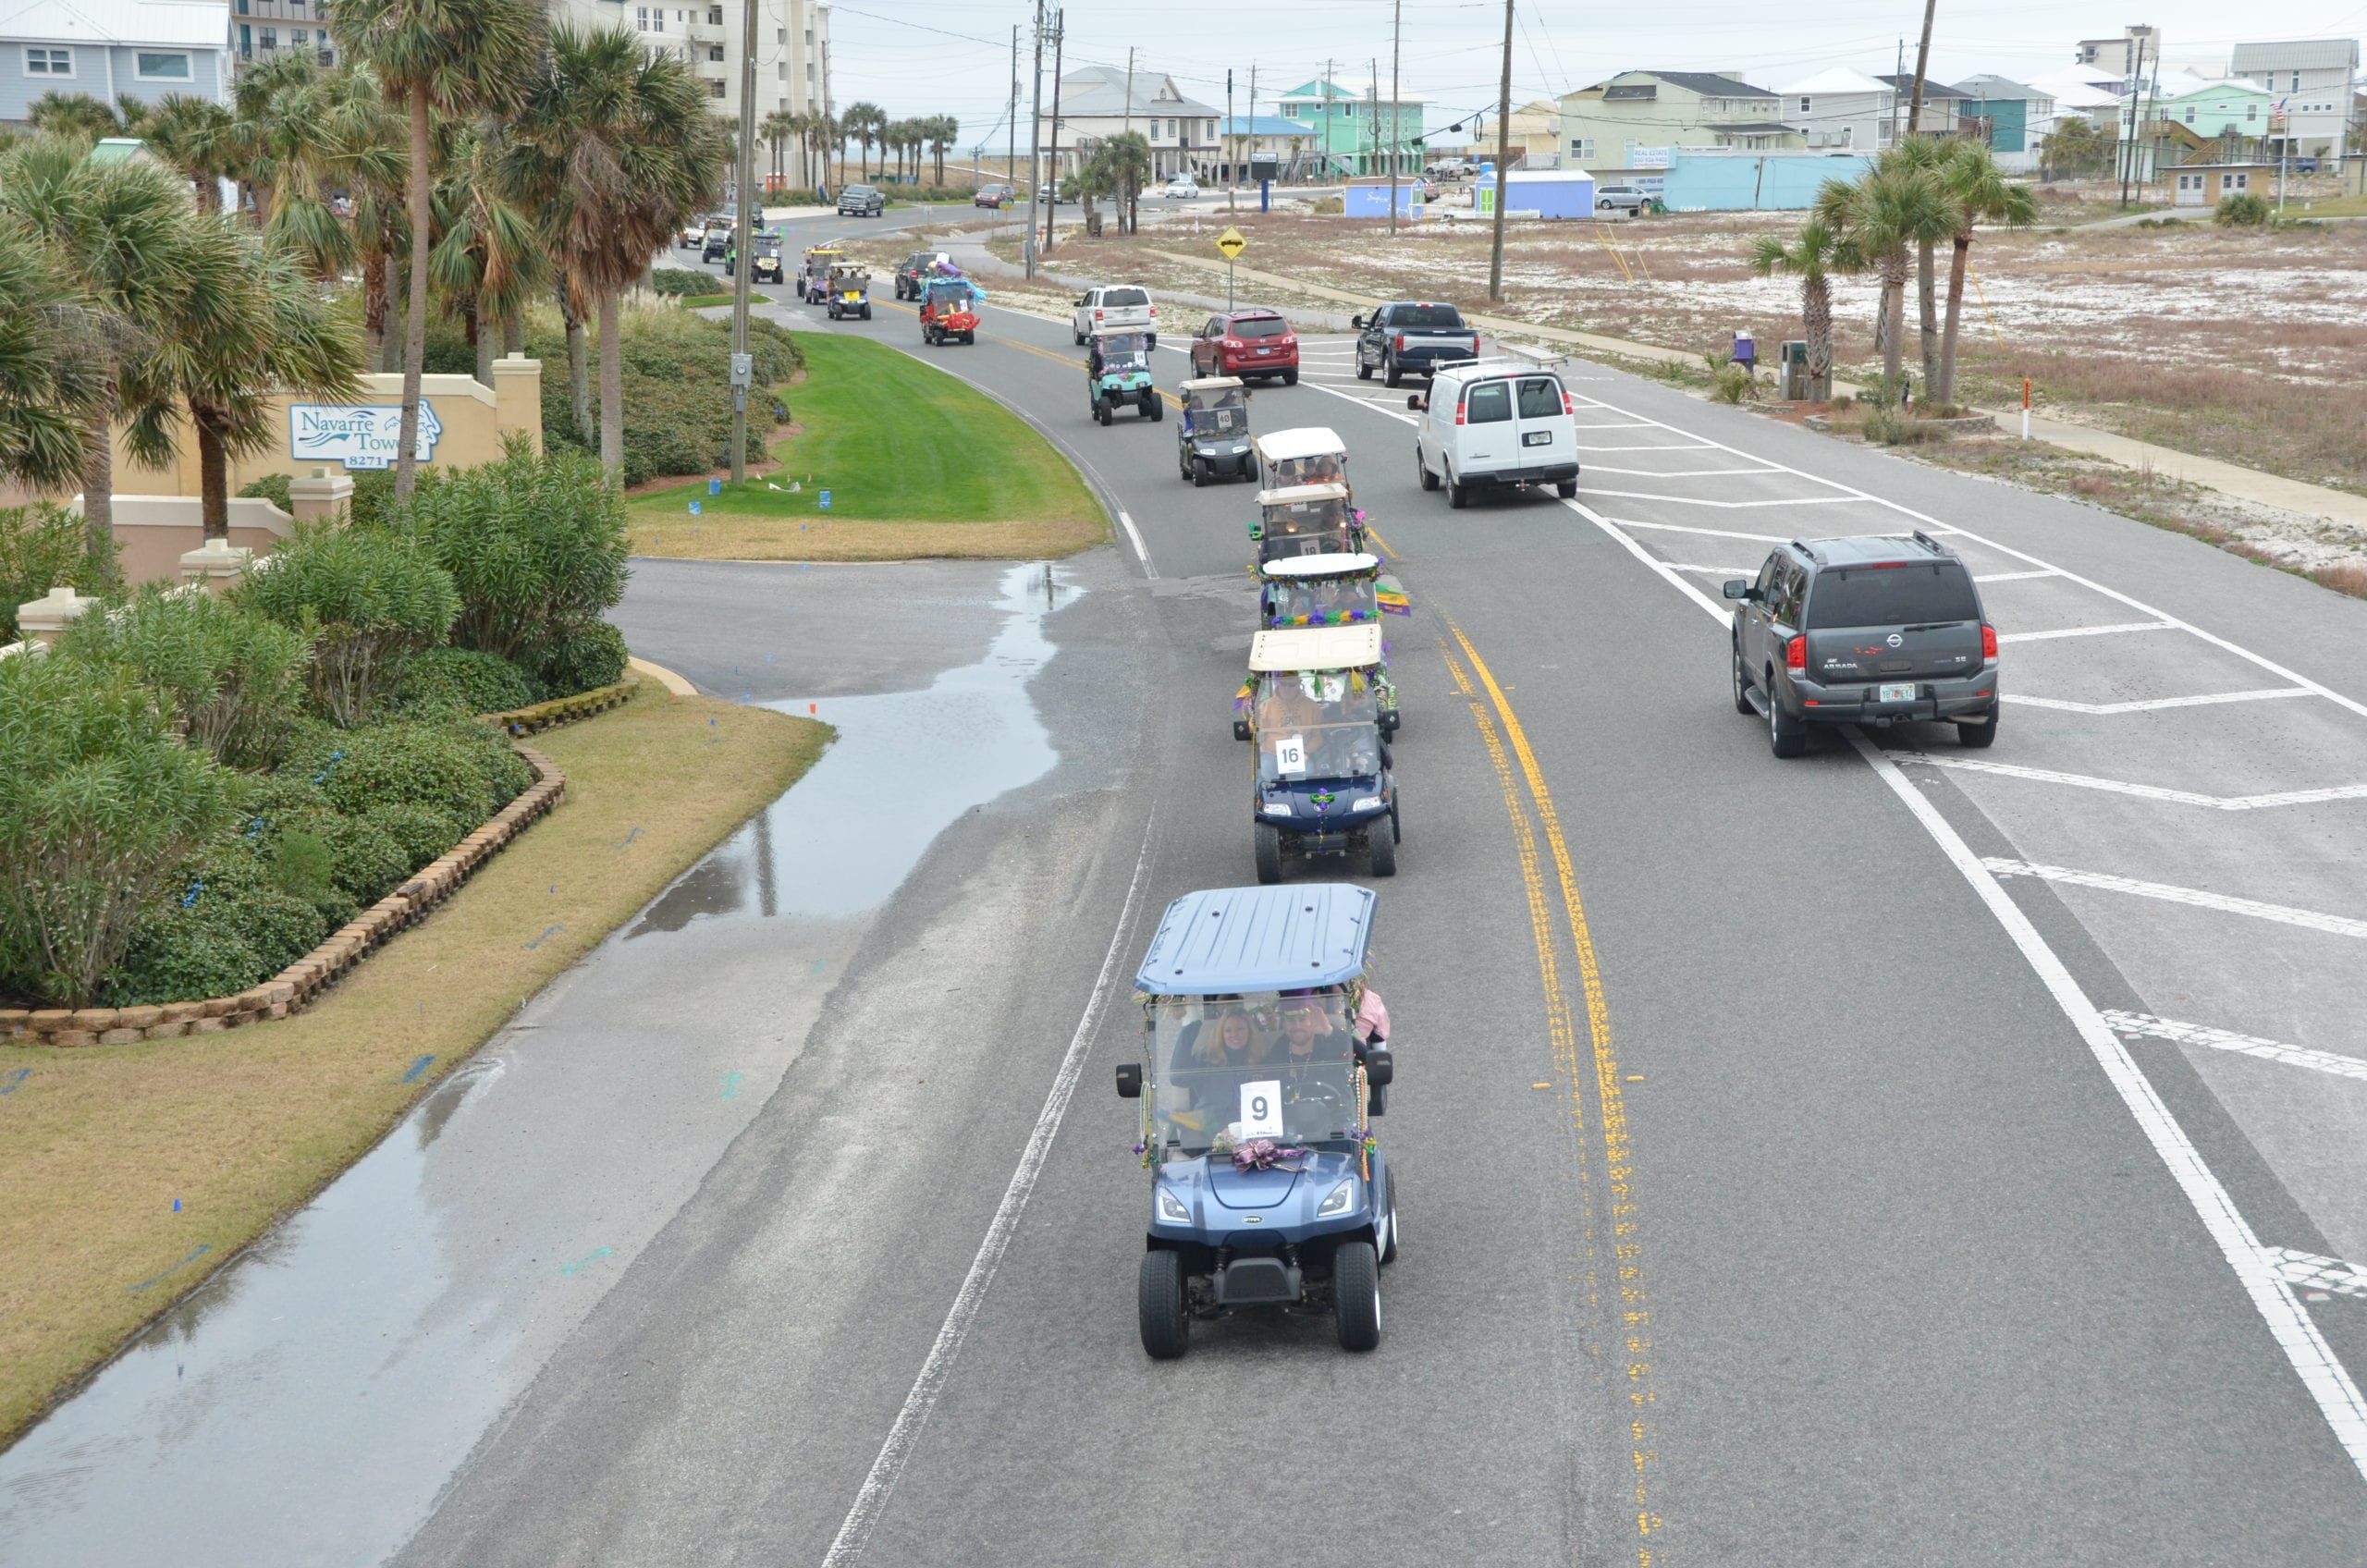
[15,585,95,645]
[178,539,253,595]
[492,353,545,456]
[288,467,355,522]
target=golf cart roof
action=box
[1135,884,1377,996]
[804,245,840,257]
[1260,552,1380,580]
[1247,623,1383,671]
[1179,376,1245,393]
[1255,482,1352,508]
[1255,427,1346,463]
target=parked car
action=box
[974,184,1014,208]
[1189,309,1298,385]
[1595,183,1647,214]
[1723,533,1999,757]
[1408,361,1579,508]
[838,183,885,216]
[1353,300,1479,386]
[1426,159,1474,178]
[1071,284,1157,347]
[1161,176,1200,199]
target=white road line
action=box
[1974,569,2063,582]
[1572,487,1866,510]
[1570,421,1656,430]
[1599,518,1792,545]
[1998,621,2177,643]
[1895,753,2367,811]
[1115,509,1154,578]
[820,821,1158,1566]
[1983,859,2367,939]
[2104,1011,2367,1084]
[1579,464,1787,479]
[1575,442,1717,453]
[2006,688,2313,715]
[1667,563,1754,575]
[2265,1248,2367,1300]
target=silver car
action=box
[1595,183,1647,214]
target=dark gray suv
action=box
[1723,532,1998,757]
[837,183,885,216]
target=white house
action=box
[0,0,232,126]
[1777,67,1897,152]
[1037,66,1220,182]
[2230,38,2360,162]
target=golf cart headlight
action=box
[1262,802,1293,817]
[1157,1187,1191,1224]
[1350,796,1381,812]
[1317,1179,1356,1219]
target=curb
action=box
[628,655,698,698]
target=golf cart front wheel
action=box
[1139,1251,1188,1360]
[860,305,872,320]
[1192,457,1208,487]
[1147,395,1163,422]
[1379,1174,1399,1265]
[1097,399,1112,427]
[1254,824,1283,885]
[1333,1240,1381,1352]
[1369,822,1397,877]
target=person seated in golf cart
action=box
[1087,328,1151,381]
[1254,427,1351,496]
[1251,483,1362,564]
[1177,377,1254,484]
[827,266,872,320]
[1237,628,1400,881]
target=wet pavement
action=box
[0,559,1111,1568]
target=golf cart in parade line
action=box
[1234,625,1400,881]
[1251,482,1366,566]
[750,240,785,286]
[1177,376,1255,485]
[1254,426,1352,496]
[826,265,873,321]
[919,276,980,345]
[798,246,841,304]
[1086,328,1161,425]
[1259,553,1407,733]
[1114,883,1397,1357]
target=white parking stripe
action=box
[1667,563,1755,575]
[2265,1248,2367,1300]
[1984,859,2367,939]
[1897,753,2367,811]
[2006,688,2312,715]
[1576,443,1719,453]
[1573,488,1866,509]
[1580,464,1787,479]
[2105,1011,2367,1084]
[1600,518,1793,545]
[1976,569,2063,582]
[1998,621,2177,643]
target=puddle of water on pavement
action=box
[632,559,1079,929]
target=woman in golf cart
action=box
[1087,329,1151,380]
[1180,379,1247,437]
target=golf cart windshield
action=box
[1269,575,1380,627]
[1149,989,1364,1157]
[1262,497,1355,555]
[926,281,975,308]
[1097,333,1150,370]
[1185,386,1248,434]
[1254,670,1381,781]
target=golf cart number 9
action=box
[1239,1080,1284,1138]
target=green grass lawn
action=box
[629,334,1107,560]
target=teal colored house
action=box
[1277,78,1427,177]
[1952,74,2053,154]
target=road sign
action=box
[1216,227,1246,260]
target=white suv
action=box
[1410,361,1580,509]
[1072,284,1157,347]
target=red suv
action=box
[1188,310,1298,385]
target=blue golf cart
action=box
[1086,328,1159,425]
[1114,883,1398,1358]
[1233,626,1399,881]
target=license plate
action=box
[1878,682,1917,704]
[1257,348,1272,355]
[1522,430,1553,447]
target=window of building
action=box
[707,43,722,60]
[709,80,726,98]
[2247,103,2258,121]
[2184,106,2195,123]
[237,0,248,12]
[708,6,721,22]
[1798,96,1812,114]
[24,45,72,75]
[290,30,308,47]
[260,27,276,49]
[239,23,251,54]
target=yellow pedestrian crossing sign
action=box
[1216,227,1246,260]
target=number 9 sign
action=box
[1239,1079,1283,1139]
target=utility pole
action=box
[1323,57,1332,178]
[1387,0,1402,235]
[1044,7,1064,256]
[1024,0,1045,276]
[727,0,758,483]
[1006,24,1017,189]
[1906,0,1935,132]
[1367,60,1379,179]
[1227,68,1236,213]
[1123,46,1135,143]
[1247,62,1258,184]
[2117,32,2147,207]
[1486,0,1513,301]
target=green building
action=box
[1277,78,1426,177]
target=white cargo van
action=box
[1408,361,1580,509]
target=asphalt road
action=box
[6,208,2363,1566]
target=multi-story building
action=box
[3,0,235,124]
[1954,74,2056,165]
[2077,26,2162,79]
[1776,67,1896,151]
[1876,73,1966,139]
[231,0,336,68]
[2229,38,2359,162]
[1036,66,1220,183]
[1554,70,1783,175]
[1276,77,1425,177]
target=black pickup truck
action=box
[1353,301,1481,387]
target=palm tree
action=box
[128,215,363,544]
[1748,215,1858,401]
[25,92,122,141]
[928,115,956,187]
[1099,129,1151,234]
[1877,136,1949,395]
[841,100,882,178]
[1933,141,2037,404]
[331,0,543,500]
[0,137,203,576]
[759,108,794,191]
[141,95,238,212]
[0,217,103,493]
[433,117,542,386]
[508,23,726,477]
[1816,164,1952,406]
[804,110,834,192]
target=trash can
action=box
[1780,339,1808,400]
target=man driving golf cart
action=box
[1085,329,1160,425]
[1176,377,1255,485]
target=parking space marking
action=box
[2006,688,2313,715]
[2266,1248,2367,1300]
[1580,464,1787,479]
[2105,1011,2367,1084]
[1599,519,1793,545]
[1573,487,1867,510]
[1898,753,2367,811]
[1576,442,1718,453]
[1997,621,2177,643]
[1984,859,2367,939]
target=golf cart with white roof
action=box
[1176,376,1256,485]
[1258,553,1406,734]
[1234,625,1399,881]
[1253,426,1351,496]
[1250,482,1365,568]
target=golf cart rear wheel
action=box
[1369,823,1397,877]
[1139,1251,1189,1360]
[963,331,975,345]
[1334,1240,1381,1352]
[1254,824,1282,885]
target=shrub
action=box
[0,654,230,1006]
[101,845,330,1006]
[532,307,800,485]
[322,811,412,904]
[59,584,311,768]
[1709,363,1760,405]
[235,521,460,726]
[1863,405,1906,446]
[389,444,630,669]
[363,799,464,870]
[236,472,294,511]
[346,470,398,529]
[397,646,539,717]
[649,267,714,297]
[294,717,529,826]
[1,504,114,643]
[535,619,628,699]
[2214,192,2269,227]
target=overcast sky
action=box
[824,0,2366,148]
